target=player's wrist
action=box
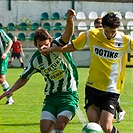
[66,18,73,23]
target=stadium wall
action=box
[0,1,132,67]
[0,1,132,26]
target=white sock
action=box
[2,81,13,101]
[2,81,10,92]
[8,96,14,101]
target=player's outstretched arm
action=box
[40,9,76,53]
[0,78,29,100]
[44,43,75,53]
[62,9,76,43]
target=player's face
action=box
[14,36,17,42]
[36,39,51,56]
[104,26,117,40]
[95,23,102,28]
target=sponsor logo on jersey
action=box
[50,69,65,80]
[94,47,118,59]
[44,57,62,73]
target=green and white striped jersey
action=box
[21,37,78,95]
[0,29,12,56]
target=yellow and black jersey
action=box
[72,28,133,94]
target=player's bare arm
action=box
[0,78,29,100]
[43,43,75,53]
[21,47,25,56]
[40,9,76,53]
[1,40,13,59]
[62,9,76,43]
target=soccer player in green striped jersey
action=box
[0,29,14,105]
[0,9,78,133]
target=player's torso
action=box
[87,29,130,93]
[34,52,66,78]
[30,51,78,95]
[12,42,21,53]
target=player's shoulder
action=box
[30,50,41,61]
[17,40,21,43]
[0,29,5,36]
[28,50,41,66]
[52,36,68,46]
[0,29,4,33]
[117,30,131,40]
[88,29,102,39]
[89,28,102,33]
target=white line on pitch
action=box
[76,106,87,127]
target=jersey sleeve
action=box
[20,59,38,79]
[71,32,87,50]
[52,37,68,47]
[0,29,12,43]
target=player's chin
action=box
[41,52,49,56]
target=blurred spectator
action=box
[94,17,102,28]
[8,36,25,68]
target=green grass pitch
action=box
[0,68,133,133]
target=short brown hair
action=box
[94,17,102,25]
[34,28,52,46]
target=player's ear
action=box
[34,43,37,47]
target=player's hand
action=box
[39,45,51,56]
[67,9,76,20]
[40,45,51,53]
[40,43,58,53]
[0,91,13,100]
[1,53,7,59]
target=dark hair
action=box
[94,17,102,28]
[102,12,120,28]
[34,28,52,46]
[94,17,102,25]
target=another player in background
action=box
[0,9,78,133]
[42,12,133,133]
[0,29,14,105]
[94,17,103,28]
[94,17,126,123]
[8,36,25,68]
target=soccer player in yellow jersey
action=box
[94,17,126,123]
[42,12,133,133]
